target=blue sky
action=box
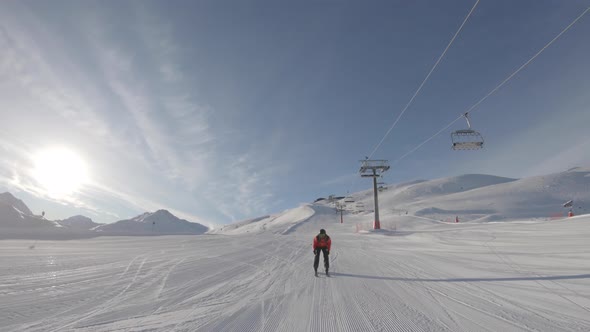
[0,0,589,227]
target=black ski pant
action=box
[314,248,329,271]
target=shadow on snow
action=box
[331,273,590,282]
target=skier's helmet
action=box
[319,229,326,234]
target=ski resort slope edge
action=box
[2,202,590,331]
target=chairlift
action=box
[451,113,484,150]
[344,197,354,203]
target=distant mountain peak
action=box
[153,209,173,216]
[0,193,207,237]
[0,192,34,216]
[59,215,94,223]
[0,192,16,199]
[130,209,177,223]
[57,215,100,230]
[96,209,207,235]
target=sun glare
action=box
[33,147,89,198]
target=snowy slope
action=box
[214,170,584,235]
[375,174,514,206]
[2,203,589,331]
[404,168,590,222]
[0,192,60,231]
[210,205,315,235]
[341,168,590,223]
[0,192,34,216]
[210,215,271,234]
[2,169,590,330]
[387,174,516,200]
[330,174,513,215]
[95,209,208,235]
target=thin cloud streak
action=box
[208,154,278,222]
[84,11,215,185]
[0,3,282,225]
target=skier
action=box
[313,229,331,277]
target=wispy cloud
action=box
[0,2,285,225]
[0,18,111,139]
[208,154,276,221]
[0,4,209,221]
[82,7,216,185]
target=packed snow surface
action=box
[346,168,590,222]
[2,203,589,331]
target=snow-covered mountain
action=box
[388,174,516,200]
[348,167,590,222]
[216,167,590,234]
[209,205,315,235]
[0,192,66,239]
[406,167,590,222]
[95,209,208,235]
[0,192,59,228]
[3,167,588,238]
[0,192,34,216]
[0,193,207,238]
[56,215,101,230]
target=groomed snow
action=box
[2,204,590,331]
[209,205,315,235]
[345,168,590,222]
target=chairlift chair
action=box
[451,113,484,150]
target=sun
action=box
[32,147,89,198]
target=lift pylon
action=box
[359,159,390,229]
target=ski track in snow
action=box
[1,208,590,332]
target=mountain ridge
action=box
[214,168,590,234]
[0,194,208,239]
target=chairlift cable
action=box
[345,0,480,195]
[465,6,590,118]
[391,115,463,166]
[368,0,480,159]
[390,6,589,165]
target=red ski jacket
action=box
[313,234,331,251]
